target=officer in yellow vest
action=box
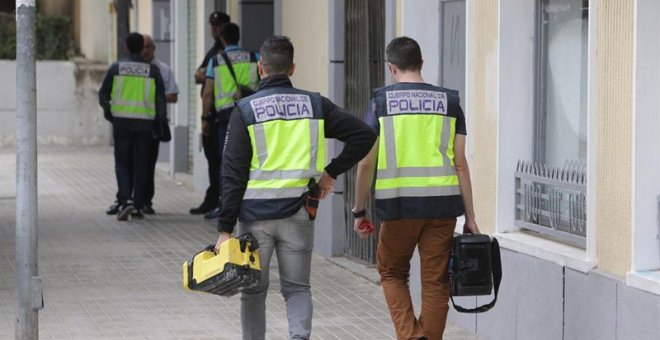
[214,36,376,340]
[352,37,480,340]
[98,32,167,221]
[202,22,259,219]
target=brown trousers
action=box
[377,218,456,340]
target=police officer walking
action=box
[99,32,167,221]
[202,22,259,219]
[352,37,480,340]
[214,36,376,340]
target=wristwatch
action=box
[351,208,367,218]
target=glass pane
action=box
[539,0,588,167]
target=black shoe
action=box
[204,207,221,219]
[117,203,134,221]
[106,201,120,215]
[131,209,144,220]
[190,204,214,215]
[143,204,155,215]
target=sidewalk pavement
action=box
[0,146,480,340]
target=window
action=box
[515,0,589,248]
[535,0,589,166]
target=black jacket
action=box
[98,54,167,132]
[218,75,377,233]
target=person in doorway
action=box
[99,32,167,221]
[352,37,480,340]
[214,36,376,340]
[202,22,259,219]
[190,11,231,216]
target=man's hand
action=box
[202,120,210,136]
[317,171,335,199]
[353,217,375,239]
[195,67,207,84]
[214,232,231,252]
[463,219,481,235]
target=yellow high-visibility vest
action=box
[237,89,327,221]
[374,86,460,200]
[110,62,156,120]
[213,50,259,111]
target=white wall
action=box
[401,0,441,82]
[496,0,535,232]
[0,61,110,146]
[633,0,660,271]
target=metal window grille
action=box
[515,160,587,248]
[343,0,385,264]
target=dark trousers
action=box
[114,128,151,209]
[201,120,219,208]
[145,137,160,205]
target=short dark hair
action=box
[220,23,240,45]
[259,36,294,75]
[386,37,423,72]
[209,11,230,27]
[125,32,144,54]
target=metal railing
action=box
[342,0,385,264]
[515,160,587,248]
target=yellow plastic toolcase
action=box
[183,233,260,297]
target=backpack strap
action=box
[450,237,502,313]
[220,52,240,87]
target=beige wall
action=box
[281,0,330,95]
[595,0,634,277]
[466,0,499,234]
[228,0,241,26]
[396,0,403,37]
[79,1,113,63]
[135,0,153,35]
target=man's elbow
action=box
[454,159,469,173]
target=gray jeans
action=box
[236,208,314,340]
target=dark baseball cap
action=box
[209,11,230,26]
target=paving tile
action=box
[0,147,477,339]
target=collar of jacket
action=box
[125,54,147,63]
[258,74,292,91]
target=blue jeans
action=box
[236,208,314,340]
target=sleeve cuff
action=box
[217,222,235,234]
[324,164,339,179]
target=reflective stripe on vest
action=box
[213,52,259,111]
[243,118,325,199]
[375,114,459,199]
[110,62,156,120]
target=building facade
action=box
[75,1,660,338]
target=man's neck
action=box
[395,71,424,83]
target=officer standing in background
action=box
[99,32,167,221]
[201,22,259,219]
[352,37,480,340]
[214,36,376,340]
[141,34,179,214]
[190,11,231,216]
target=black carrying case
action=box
[449,234,502,313]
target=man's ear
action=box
[288,63,296,77]
[258,61,265,77]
